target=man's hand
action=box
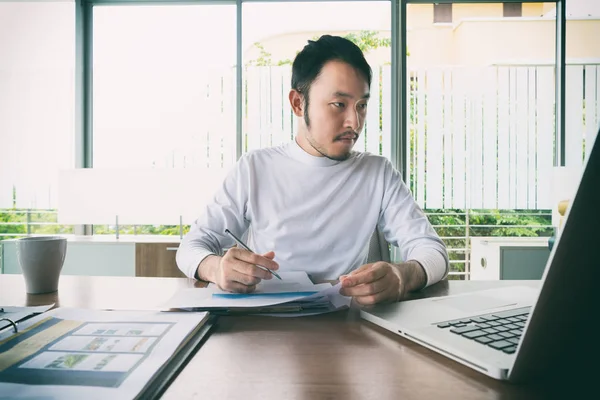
[339,261,426,305]
[196,248,279,293]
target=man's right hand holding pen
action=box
[195,249,280,293]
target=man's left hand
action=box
[339,261,426,305]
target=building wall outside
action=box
[407,25,455,67]
[450,19,556,67]
[245,3,598,68]
[404,3,549,29]
[522,2,548,17]
[541,3,556,15]
[564,19,600,60]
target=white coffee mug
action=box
[16,236,67,294]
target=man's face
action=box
[294,60,370,161]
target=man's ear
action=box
[289,89,304,117]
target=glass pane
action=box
[405,2,557,277]
[242,1,391,158]
[563,1,600,167]
[0,1,75,239]
[93,5,236,169]
[556,0,600,249]
[91,5,236,232]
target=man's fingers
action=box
[223,256,267,282]
[341,263,388,287]
[339,263,372,280]
[346,263,372,276]
[231,261,274,280]
[220,261,262,287]
[231,269,263,286]
[354,287,398,305]
[226,248,278,280]
[340,275,389,297]
[221,251,268,285]
[229,248,279,271]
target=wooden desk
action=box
[0,275,573,399]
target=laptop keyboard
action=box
[436,307,530,354]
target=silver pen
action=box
[224,229,282,280]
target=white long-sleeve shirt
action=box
[177,140,449,286]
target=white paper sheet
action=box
[207,270,316,294]
[162,271,351,315]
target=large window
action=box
[0,1,75,239]
[405,2,558,278]
[242,1,391,159]
[5,1,589,282]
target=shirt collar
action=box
[288,138,353,167]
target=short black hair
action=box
[291,35,372,120]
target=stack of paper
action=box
[163,271,351,316]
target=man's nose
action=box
[344,108,360,131]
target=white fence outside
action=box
[243,64,600,211]
[408,64,599,210]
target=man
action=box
[177,35,448,305]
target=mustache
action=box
[334,132,359,141]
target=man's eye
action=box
[358,103,368,110]
[332,102,345,108]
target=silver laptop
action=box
[360,131,599,383]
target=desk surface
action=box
[0,275,566,399]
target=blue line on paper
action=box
[212,291,318,299]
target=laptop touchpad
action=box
[433,294,516,313]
